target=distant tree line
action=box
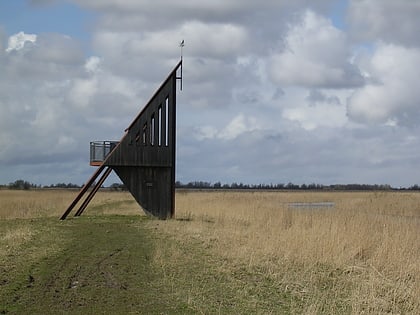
[2,179,420,191]
[6,180,39,190]
[0,180,81,190]
[109,183,127,191]
[176,181,420,191]
[44,183,81,189]
[0,180,130,191]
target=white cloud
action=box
[3,33,85,81]
[85,56,101,73]
[5,31,37,52]
[178,121,420,187]
[68,78,98,108]
[348,0,420,47]
[31,33,84,64]
[347,43,420,125]
[193,125,218,141]
[74,0,333,29]
[191,113,261,141]
[96,21,247,61]
[283,102,347,130]
[218,113,260,140]
[268,10,363,88]
[179,21,248,59]
[0,31,141,173]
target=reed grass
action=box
[153,190,420,314]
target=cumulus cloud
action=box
[4,33,85,81]
[74,0,333,30]
[268,10,363,88]
[283,102,347,130]
[179,21,248,59]
[68,78,98,108]
[0,31,144,174]
[73,0,255,32]
[348,0,420,47]
[218,113,260,140]
[306,89,340,105]
[5,31,37,52]
[191,113,261,141]
[85,56,101,73]
[94,20,247,64]
[347,43,420,125]
[177,122,420,187]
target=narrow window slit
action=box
[135,130,141,144]
[165,97,169,146]
[158,106,162,146]
[150,114,155,146]
[142,123,147,145]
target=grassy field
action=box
[0,189,419,314]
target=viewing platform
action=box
[90,141,119,166]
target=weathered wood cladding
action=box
[105,78,175,167]
[104,61,179,219]
[112,166,172,219]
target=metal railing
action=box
[90,141,119,165]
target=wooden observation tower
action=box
[61,60,182,220]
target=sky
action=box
[1,0,420,188]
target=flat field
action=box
[0,189,419,314]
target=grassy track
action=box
[0,215,295,314]
[2,216,181,314]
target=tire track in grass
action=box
[2,215,297,314]
[1,216,188,314]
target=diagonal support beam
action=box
[60,165,106,220]
[74,166,112,217]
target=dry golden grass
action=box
[0,189,140,219]
[150,190,420,314]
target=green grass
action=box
[1,216,172,314]
[0,215,298,314]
